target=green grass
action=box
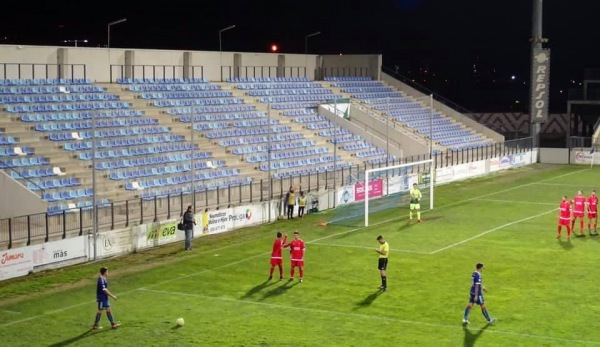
[1,164,600,346]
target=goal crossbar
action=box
[364,158,434,226]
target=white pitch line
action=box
[0,310,21,314]
[138,288,600,345]
[429,208,557,254]
[474,199,556,206]
[311,242,429,255]
[534,182,597,188]
[0,168,586,328]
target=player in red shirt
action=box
[284,230,305,282]
[571,191,586,236]
[558,195,572,240]
[269,231,287,281]
[587,190,598,235]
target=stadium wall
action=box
[0,171,47,219]
[0,44,330,82]
[539,148,568,164]
[0,151,538,282]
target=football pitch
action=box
[1,163,600,346]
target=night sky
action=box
[1,0,599,113]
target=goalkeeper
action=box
[409,183,422,224]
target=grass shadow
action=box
[47,328,109,347]
[259,279,300,301]
[558,238,574,251]
[240,279,277,299]
[462,323,491,347]
[354,289,384,309]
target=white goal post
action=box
[364,158,434,226]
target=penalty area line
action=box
[474,199,556,206]
[138,288,600,345]
[429,208,557,254]
[311,242,429,255]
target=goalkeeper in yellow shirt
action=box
[409,183,422,224]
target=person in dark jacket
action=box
[183,205,196,250]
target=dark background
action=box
[1,0,598,114]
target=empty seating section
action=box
[231,78,366,178]
[324,76,490,151]
[113,78,252,199]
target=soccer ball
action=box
[176,318,185,327]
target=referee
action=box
[375,235,389,291]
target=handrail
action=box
[0,159,46,196]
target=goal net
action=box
[327,159,434,227]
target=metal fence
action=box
[220,66,308,81]
[0,137,533,249]
[109,65,205,83]
[0,63,87,80]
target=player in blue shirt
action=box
[93,267,120,330]
[462,263,496,325]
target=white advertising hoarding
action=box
[0,247,33,280]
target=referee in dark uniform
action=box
[375,235,389,291]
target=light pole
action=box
[219,25,236,81]
[267,103,272,222]
[107,18,127,48]
[191,114,196,212]
[429,94,434,159]
[91,110,98,260]
[305,31,321,55]
[63,39,88,47]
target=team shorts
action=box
[410,203,421,210]
[270,258,283,266]
[378,258,388,270]
[573,212,584,218]
[97,299,110,310]
[588,212,598,218]
[559,219,570,226]
[291,260,304,267]
[469,293,484,305]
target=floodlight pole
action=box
[333,99,338,208]
[386,97,390,166]
[429,94,434,159]
[267,103,272,222]
[107,18,127,49]
[92,110,97,260]
[219,25,236,81]
[191,112,195,212]
[530,0,544,151]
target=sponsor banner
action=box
[499,156,512,170]
[146,220,185,246]
[435,166,454,184]
[337,185,356,205]
[387,175,410,195]
[489,157,500,172]
[573,150,600,164]
[0,247,33,281]
[510,153,528,167]
[31,236,87,268]
[530,48,550,123]
[355,179,383,201]
[93,229,132,258]
[203,204,262,235]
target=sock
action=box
[299,269,304,278]
[557,225,561,236]
[278,265,283,277]
[381,275,387,287]
[409,211,413,219]
[291,269,295,278]
[269,267,274,277]
[580,219,584,232]
[594,222,597,230]
[464,306,471,319]
[106,309,115,324]
[481,307,491,321]
[567,226,571,237]
[417,211,421,220]
[94,312,102,325]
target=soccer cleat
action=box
[408,219,413,224]
[462,318,469,324]
[486,318,497,324]
[268,276,273,281]
[299,278,303,283]
[92,325,102,330]
[556,235,561,239]
[111,323,121,329]
[279,277,283,281]
[418,219,422,223]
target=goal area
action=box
[327,159,434,227]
